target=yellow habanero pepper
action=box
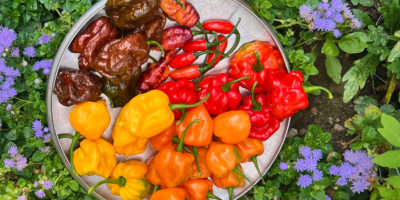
[72,138,117,178]
[88,160,151,200]
[69,100,111,140]
[112,90,209,156]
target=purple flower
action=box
[17,194,27,200]
[337,176,348,186]
[314,18,336,31]
[350,18,362,30]
[299,5,314,22]
[326,195,332,200]
[10,47,19,57]
[41,180,53,190]
[35,190,46,198]
[313,170,323,181]
[312,149,322,161]
[294,159,307,172]
[15,156,28,171]
[343,150,357,164]
[0,26,17,54]
[32,59,53,75]
[318,2,330,10]
[342,3,354,19]
[32,119,43,138]
[329,165,340,175]
[333,13,344,23]
[23,46,36,58]
[351,178,370,193]
[38,33,51,45]
[325,9,334,18]
[6,104,12,111]
[304,158,318,172]
[4,158,14,168]
[300,146,313,158]
[331,0,344,11]
[280,162,288,170]
[0,87,17,103]
[43,127,49,132]
[34,79,40,84]
[8,146,17,157]
[297,174,313,188]
[333,29,341,37]
[39,146,51,153]
[34,181,38,187]
[339,162,355,178]
[43,134,51,143]
[51,32,56,37]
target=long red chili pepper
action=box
[170,65,201,80]
[169,50,228,69]
[183,35,228,52]
[206,35,228,66]
[203,20,234,34]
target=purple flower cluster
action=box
[38,33,51,45]
[33,59,53,75]
[0,57,19,103]
[32,120,50,142]
[33,179,53,198]
[299,0,362,37]
[295,146,324,188]
[3,146,28,171]
[23,46,36,58]
[329,150,375,193]
[0,26,17,54]
[17,194,27,200]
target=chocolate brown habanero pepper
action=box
[93,33,150,85]
[70,17,120,70]
[127,12,167,43]
[54,69,102,106]
[106,0,160,30]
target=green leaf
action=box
[395,30,400,37]
[378,113,400,147]
[350,141,363,150]
[388,41,400,62]
[353,9,374,27]
[362,126,377,142]
[69,181,80,192]
[342,54,380,103]
[373,150,400,168]
[378,186,397,199]
[380,0,400,34]
[322,36,339,57]
[387,176,400,188]
[325,56,342,84]
[31,150,45,162]
[387,60,400,79]
[354,96,378,114]
[338,32,368,54]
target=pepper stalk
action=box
[251,82,262,111]
[147,40,165,57]
[176,119,200,153]
[88,176,127,194]
[303,84,333,99]
[221,76,250,92]
[169,92,210,111]
[58,132,81,176]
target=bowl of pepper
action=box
[45,0,308,199]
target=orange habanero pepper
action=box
[152,120,198,187]
[191,147,212,179]
[146,157,163,188]
[149,123,177,151]
[182,178,222,200]
[213,110,251,144]
[235,138,264,177]
[150,187,188,200]
[212,166,245,200]
[206,142,241,177]
[177,104,213,147]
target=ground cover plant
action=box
[0,0,399,199]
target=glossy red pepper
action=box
[197,73,249,115]
[170,65,201,80]
[239,82,280,141]
[206,35,228,67]
[183,40,207,52]
[158,79,198,120]
[169,50,227,69]
[203,20,234,34]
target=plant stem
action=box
[88,176,126,194]
[147,40,165,57]
[176,120,200,152]
[251,82,262,111]
[221,76,250,92]
[384,75,397,104]
[70,132,81,176]
[169,93,210,110]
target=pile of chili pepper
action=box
[54,0,335,199]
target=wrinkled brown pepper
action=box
[160,0,199,27]
[124,12,166,43]
[161,26,193,50]
[70,17,120,70]
[106,0,160,30]
[137,49,179,92]
[54,69,103,106]
[93,33,150,85]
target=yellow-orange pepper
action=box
[191,147,211,179]
[213,110,251,144]
[146,157,163,187]
[69,100,110,140]
[182,178,222,200]
[206,142,241,177]
[112,123,149,156]
[235,138,264,176]
[88,160,151,200]
[149,123,177,151]
[72,138,116,178]
[212,166,245,200]
[150,187,188,200]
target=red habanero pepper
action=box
[206,35,228,67]
[239,82,280,141]
[158,79,198,120]
[170,65,201,80]
[203,20,234,34]
[169,50,228,69]
[161,26,193,50]
[197,73,249,115]
[229,41,285,93]
[264,69,333,121]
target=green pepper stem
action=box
[147,40,165,57]
[175,0,185,10]
[227,187,233,200]
[303,85,333,99]
[176,108,187,125]
[221,76,250,92]
[169,93,210,110]
[206,191,223,200]
[152,185,159,194]
[251,82,262,111]
[58,133,74,140]
[233,167,252,184]
[195,32,220,90]
[194,50,229,58]
[88,176,126,195]
[172,136,198,157]
[226,30,241,56]
[252,52,264,72]
[250,156,265,184]
[195,21,208,42]
[176,120,200,153]
[69,132,81,176]
[193,146,202,177]
[149,55,158,63]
